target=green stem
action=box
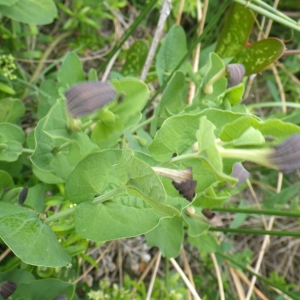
[217,145,274,169]
[53,141,71,153]
[131,114,155,133]
[170,153,199,164]
[203,68,226,94]
[209,227,300,237]
[22,148,34,154]
[44,186,125,224]
[93,185,126,204]
[211,207,300,218]
[233,0,300,32]
[247,102,300,109]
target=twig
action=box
[245,173,283,300]
[246,180,267,229]
[131,251,161,295]
[145,251,161,300]
[211,253,225,300]
[0,247,11,262]
[181,248,196,300]
[140,0,172,81]
[188,0,202,104]
[176,0,185,24]
[229,266,246,300]
[170,257,202,300]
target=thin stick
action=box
[140,0,172,81]
[176,0,185,25]
[170,258,202,300]
[245,173,283,300]
[271,64,286,113]
[232,267,268,300]
[211,253,225,300]
[229,266,246,300]
[131,251,160,295]
[0,247,11,262]
[246,180,267,229]
[265,0,280,37]
[73,241,113,284]
[182,248,196,300]
[118,240,123,288]
[145,251,162,300]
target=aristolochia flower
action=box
[65,81,116,118]
[218,134,300,174]
[268,134,300,174]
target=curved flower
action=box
[65,81,116,118]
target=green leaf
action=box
[234,38,285,75]
[25,184,45,213]
[155,71,186,116]
[215,3,254,57]
[219,115,300,141]
[0,202,71,267]
[188,233,219,254]
[182,206,210,237]
[37,79,60,119]
[0,124,24,162]
[31,117,89,181]
[122,146,179,216]
[122,40,149,76]
[262,184,300,209]
[197,116,223,173]
[0,81,16,94]
[0,155,24,178]
[12,278,74,300]
[0,98,25,123]
[65,150,126,204]
[156,25,187,85]
[146,217,184,258]
[57,52,85,88]
[75,195,162,242]
[232,126,265,146]
[0,170,14,192]
[149,109,245,162]
[193,192,231,208]
[0,269,35,285]
[223,83,244,105]
[201,52,227,100]
[110,78,149,126]
[0,0,18,5]
[0,0,57,25]
[0,123,25,144]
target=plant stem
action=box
[233,0,300,32]
[44,186,125,224]
[170,153,199,163]
[217,146,274,169]
[22,148,34,154]
[131,114,155,133]
[209,227,300,237]
[211,207,300,218]
[247,102,300,109]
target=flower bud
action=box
[226,64,245,88]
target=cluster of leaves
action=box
[1,0,300,299]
